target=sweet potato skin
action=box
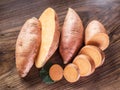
[16,17,41,77]
[59,8,84,64]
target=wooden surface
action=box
[0,0,120,90]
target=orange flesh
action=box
[86,33,109,51]
[63,63,80,83]
[73,54,95,76]
[85,20,107,44]
[80,45,104,68]
[35,8,56,68]
[49,64,63,81]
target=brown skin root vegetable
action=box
[73,54,95,77]
[85,20,109,50]
[79,45,105,68]
[49,64,63,81]
[59,8,84,64]
[35,8,60,68]
[16,17,41,77]
[63,63,80,83]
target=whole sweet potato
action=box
[16,17,41,77]
[59,8,84,64]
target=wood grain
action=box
[0,0,120,90]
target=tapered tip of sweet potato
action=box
[68,8,83,22]
[64,61,68,64]
[35,62,44,68]
[39,7,55,20]
[64,63,80,83]
[79,45,105,68]
[49,64,63,81]
[73,54,95,77]
[18,70,27,78]
[86,33,109,50]
[27,17,39,23]
[68,8,74,12]
[59,47,74,64]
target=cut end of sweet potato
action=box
[85,20,109,50]
[49,64,63,81]
[63,63,80,83]
[59,8,84,64]
[73,54,95,77]
[86,33,109,50]
[79,45,105,68]
[35,8,60,68]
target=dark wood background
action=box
[0,0,120,90]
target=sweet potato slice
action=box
[73,54,95,77]
[49,64,63,81]
[63,63,80,83]
[85,20,109,50]
[79,45,105,68]
[59,8,84,64]
[16,17,41,77]
[35,8,60,68]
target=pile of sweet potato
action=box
[15,8,109,83]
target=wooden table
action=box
[0,0,120,90]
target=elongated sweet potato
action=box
[79,45,105,68]
[59,8,84,64]
[63,63,80,83]
[35,8,60,68]
[16,17,41,77]
[85,20,109,50]
[73,54,95,77]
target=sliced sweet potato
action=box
[59,8,84,64]
[73,54,95,77]
[79,45,105,68]
[63,63,80,83]
[49,64,63,81]
[16,17,41,77]
[85,20,109,50]
[35,8,60,68]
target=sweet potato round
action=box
[63,63,80,83]
[79,45,105,68]
[73,54,95,77]
[49,64,63,81]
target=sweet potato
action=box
[79,45,105,68]
[35,8,60,68]
[16,17,41,77]
[63,63,80,83]
[85,20,109,50]
[73,54,95,77]
[49,64,63,81]
[59,8,84,64]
